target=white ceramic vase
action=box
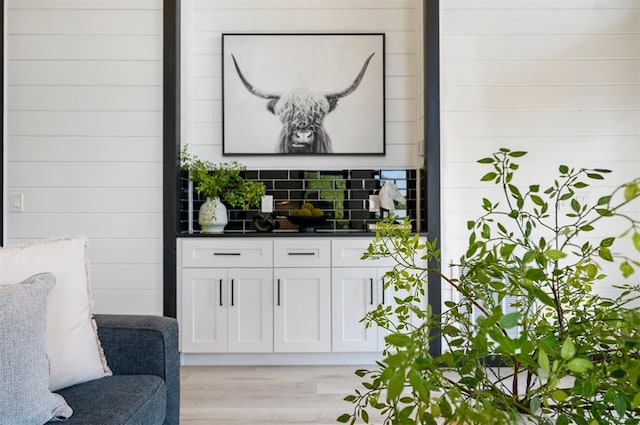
[198,197,228,233]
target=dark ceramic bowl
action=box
[286,215,327,232]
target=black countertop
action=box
[178,229,377,237]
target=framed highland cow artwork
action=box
[222,33,385,155]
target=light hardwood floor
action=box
[180,365,380,425]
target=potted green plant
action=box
[181,147,266,233]
[340,148,640,425]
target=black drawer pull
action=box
[277,279,281,306]
[370,279,374,305]
[287,252,316,256]
[219,279,223,306]
[213,252,241,256]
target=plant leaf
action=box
[599,247,614,262]
[500,312,519,329]
[337,414,351,423]
[481,172,498,182]
[538,350,550,372]
[387,373,405,401]
[385,333,413,347]
[633,232,640,252]
[509,151,527,157]
[567,358,593,373]
[620,261,634,278]
[546,249,567,260]
[561,337,576,360]
[624,183,639,201]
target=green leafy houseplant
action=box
[180,147,266,211]
[340,149,640,425]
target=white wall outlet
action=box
[261,195,274,213]
[368,195,380,212]
[10,192,24,212]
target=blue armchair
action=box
[49,315,180,425]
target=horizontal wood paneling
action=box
[8,86,161,111]
[442,0,640,9]
[6,0,163,314]
[442,110,638,136]
[91,290,162,315]
[9,162,161,187]
[91,264,162,290]
[192,30,416,55]
[8,10,161,34]
[8,137,161,162]
[439,0,640,289]
[193,9,416,32]
[9,35,162,60]
[442,34,639,60]
[442,60,640,85]
[441,136,640,162]
[6,188,162,213]
[8,61,162,86]
[443,85,640,110]
[193,0,415,9]
[8,111,162,136]
[8,214,161,239]
[441,9,640,34]
[9,0,161,9]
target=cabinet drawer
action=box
[274,239,330,268]
[331,239,397,268]
[182,239,273,268]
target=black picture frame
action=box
[222,33,385,156]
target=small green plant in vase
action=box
[340,148,640,425]
[181,147,266,233]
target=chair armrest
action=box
[94,314,180,425]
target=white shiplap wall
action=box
[181,0,423,170]
[5,0,164,314]
[440,0,640,299]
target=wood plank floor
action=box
[180,365,381,424]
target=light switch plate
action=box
[10,192,24,212]
[261,195,274,213]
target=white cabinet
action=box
[227,268,273,352]
[331,239,406,352]
[181,268,227,352]
[273,240,331,352]
[181,267,273,353]
[331,267,394,352]
[181,240,273,353]
[179,236,425,359]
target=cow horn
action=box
[231,54,280,100]
[325,52,375,102]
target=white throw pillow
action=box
[0,236,111,391]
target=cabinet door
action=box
[181,268,228,353]
[227,268,273,352]
[273,268,331,352]
[331,267,379,352]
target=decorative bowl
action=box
[286,215,327,232]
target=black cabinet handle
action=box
[381,278,385,305]
[370,279,374,305]
[277,279,281,306]
[287,252,315,256]
[213,252,241,256]
[231,279,235,306]
[219,279,223,306]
